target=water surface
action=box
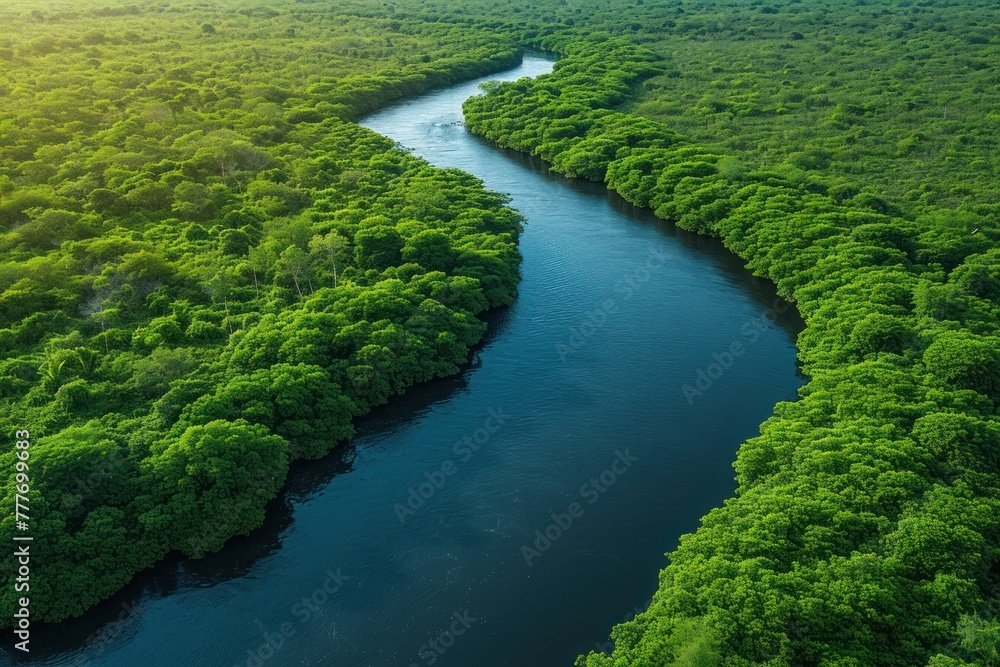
[11,55,802,667]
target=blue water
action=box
[13,55,802,667]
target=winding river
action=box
[15,56,803,667]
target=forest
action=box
[3,0,1000,665]
[463,13,1000,667]
[0,0,525,625]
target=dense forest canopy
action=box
[617,0,1000,209]
[0,0,525,625]
[463,21,1000,667]
[2,1,1000,666]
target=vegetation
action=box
[0,0,524,623]
[464,26,1000,667]
[4,1,1000,665]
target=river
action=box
[13,55,802,667]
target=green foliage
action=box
[954,613,1000,666]
[354,224,404,271]
[924,332,1000,401]
[179,364,355,461]
[0,0,526,625]
[464,25,1000,667]
[5,0,1000,660]
[138,419,289,558]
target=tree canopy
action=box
[0,0,524,625]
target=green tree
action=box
[309,231,350,288]
[138,420,289,557]
[276,245,311,297]
[354,225,403,271]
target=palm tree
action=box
[74,348,97,378]
[39,356,67,392]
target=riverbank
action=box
[10,55,802,667]
[465,37,1000,667]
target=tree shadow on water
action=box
[8,306,515,666]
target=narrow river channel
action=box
[18,55,803,667]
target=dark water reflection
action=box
[8,56,802,667]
